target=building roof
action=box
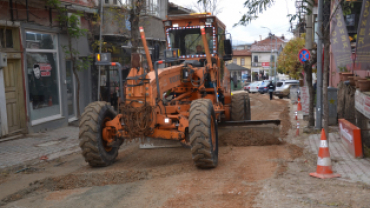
[250,35,286,52]
[168,2,193,15]
[233,50,252,56]
[226,63,250,71]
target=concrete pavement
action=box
[306,132,370,184]
[0,126,79,169]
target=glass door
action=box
[66,61,76,121]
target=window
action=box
[0,28,13,48]
[105,0,109,3]
[26,32,57,49]
[113,0,117,4]
[26,31,61,124]
[233,59,237,64]
[146,0,159,16]
[241,58,245,66]
[253,55,258,63]
[168,27,214,56]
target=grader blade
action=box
[139,138,182,149]
[218,120,281,127]
[218,120,282,143]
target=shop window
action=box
[26,31,57,49]
[26,31,60,124]
[0,28,13,48]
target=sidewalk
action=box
[0,126,80,169]
[306,132,370,184]
[292,102,370,185]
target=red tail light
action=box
[264,87,267,89]
[257,87,259,89]
[248,87,250,89]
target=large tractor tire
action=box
[79,101,119,167]
[231,93,251,121]
[189,99,218,168]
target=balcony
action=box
[252,62,261,67]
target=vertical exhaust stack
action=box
[200,26,212,69]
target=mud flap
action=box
[139,138,182,149]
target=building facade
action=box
[250,35,286,81]
[0,0,96,137]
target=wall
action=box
[235,56,251,69]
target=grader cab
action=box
[79,13,280,168]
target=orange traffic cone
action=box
[295,111,298,120]
[310,129,341,179]
[297,98,302,111]
[296,122,300,136]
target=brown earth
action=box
[5,93,369,208]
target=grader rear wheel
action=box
[189,99,218,168]
[231,93,251,121]
[79,101,119,167]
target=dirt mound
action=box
[278,105,292,139]
[285,144,303,159]
[219,128,283,147]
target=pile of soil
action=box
[279,106,292,139]
[219,129,283,147]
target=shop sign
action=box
[33,63,52,78]
[330,0,352,71]
[262,62,270,67]
[355,0,370,70]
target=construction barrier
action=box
[338,119,363,159]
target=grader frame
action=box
[79,13,279,168]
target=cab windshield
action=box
[168,27,214,57]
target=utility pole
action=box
[98,0,104,101]
[261,26,272,81]
[316,0,323,129]
[274,35,277,86]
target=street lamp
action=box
[261,26,277,85]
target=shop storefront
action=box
[25,31,62,126]
[21,24,92,133]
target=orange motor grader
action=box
[79,13,280,168]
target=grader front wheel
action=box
[79,102,119,167]
[189,99,218,168]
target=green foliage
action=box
[47,0,91,72]
[338,65,349,72]
[277,35,305,79]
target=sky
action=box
[169,0,297,45]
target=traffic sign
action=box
[298,48,311,64]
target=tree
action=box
[277,35,305,79]
[47,0,92,118]
[193,0,224,15]
[235,0,353,135]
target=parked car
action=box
[274,80,300,99]
[258,81,271,94]
[244,83,251,92]
[249,81,263,93]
